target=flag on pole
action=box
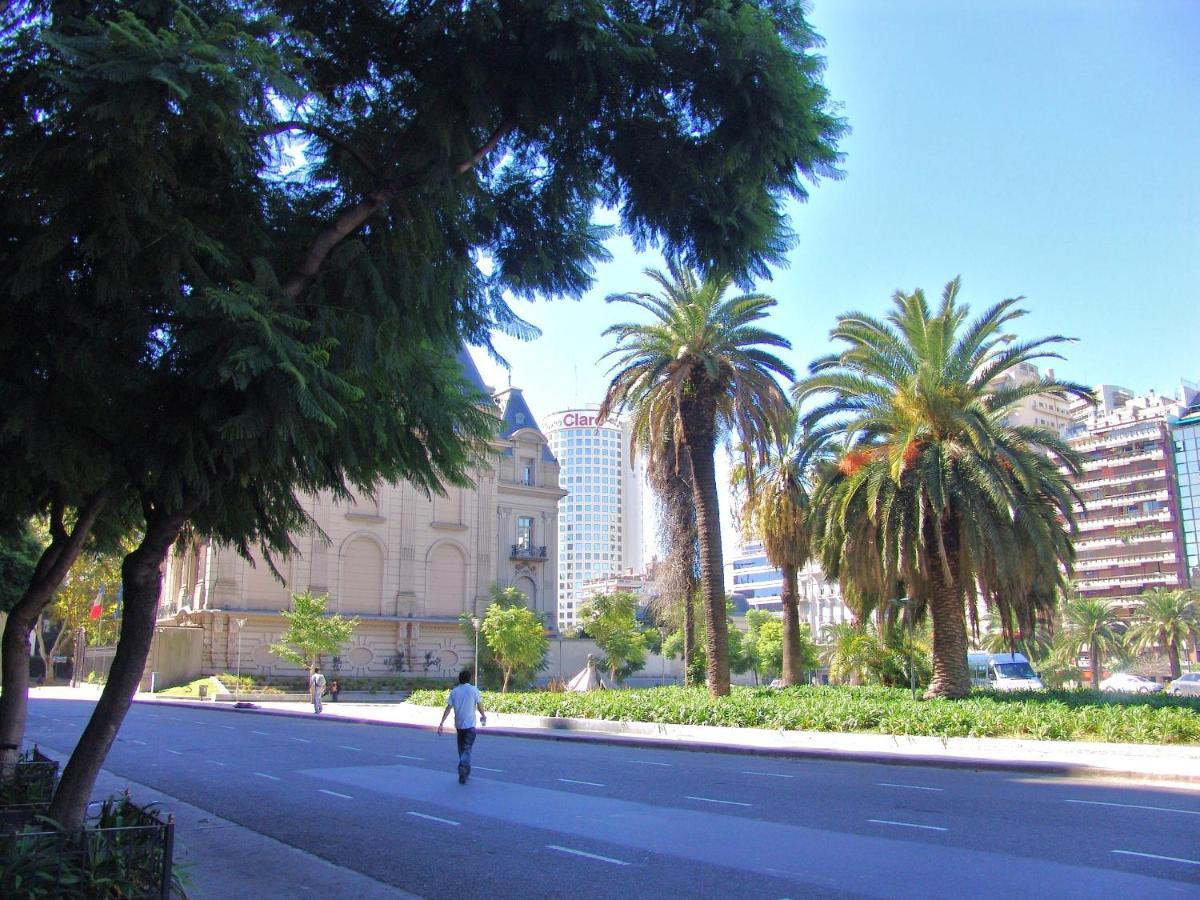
[114,584,123,620]
[89,585,104,620]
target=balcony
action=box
[511,544,548,561]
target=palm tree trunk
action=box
[1090,638,1101,690]
[0,491,109,783]
[680,415,730,697]
[1167,636,1181,680]
[781,562,803,685]
[48,506,185,830]
[924,532,971,698]
[682,589,694,687]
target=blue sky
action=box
[471,1,1200,557]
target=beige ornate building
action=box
[157,350,565,680]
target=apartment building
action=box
[1065,384,1197,611]
[993,362,1074,435]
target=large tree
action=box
[732,407,817,685]
[1,1,843,825]
[600,262,793,695]
[796,279,1091,698]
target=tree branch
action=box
[281,119,517,301]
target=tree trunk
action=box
[682,588,694,686]
[1090,638,1101,690]
[780,562,803,685]
[1167,636,1181,680]
[923,531,970,698]
[0,492,108,781]
[680,411,729,697]
[48,507,184,830]
[502,667,511,692]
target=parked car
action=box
[1166,672,1200,697]
[1099,673,1163,694]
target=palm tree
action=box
[1058,597,1125,689]
[600,261,792,696]
[1126,588,1199,679]
[821,622,883,686]
[796,278,1091,698]
[732,407,817,685]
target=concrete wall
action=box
[538,638,758,687]
[140,625,204,692]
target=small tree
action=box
[460,584,532,689]
[745,610,784,683]
[579,591,647,685]
[481,603,548,692]
[1057,597,1125,690]
[1126,588,1199,680]
[270,591,358,675]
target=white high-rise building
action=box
[541,406,645,630]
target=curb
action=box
[131,696,1200,786]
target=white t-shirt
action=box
[447,683,482,729]
[310,672,326,693]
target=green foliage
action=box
[269,591,358,673]
[459,583,533,691]
[579,591,648,683]
[481,596,549,692]
[407,684,1200,745]
[1056,597,1126,690]
[1125,588,1199,678]
[0,521,42,613]
[744,610,784,680]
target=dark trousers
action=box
[455,727,477,770]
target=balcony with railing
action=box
[511,544,548,561]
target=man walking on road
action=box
[438,670,486,783]
[309,666,326,715]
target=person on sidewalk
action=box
[329,680,340,702]
[309,666,327,715]
[437,669,487,783]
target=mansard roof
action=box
[456,346,491,394]
[495,387,542,439]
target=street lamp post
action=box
[470,615,481,688]
[235,618,246,703]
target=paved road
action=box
[25,697,1200,899]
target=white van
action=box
[967,652,1044,691]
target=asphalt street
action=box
[23,697,1200,899]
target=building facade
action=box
[728,539,852,634]
[156,351,565,680]
[994,362,1074,436]
[541,407,646,631]
[1064,383,1197,612]
[1170,401,1200,588]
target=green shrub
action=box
[406,684,1200,745]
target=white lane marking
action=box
[129,739,148,746]
[743,771,794,779]
[869,819,948,832]
[254,773,280,781]
[1066,799,1200,817]
[1113,849,1200,866]
[338,745,362,752]
[166,749,183,755]
[558,778,605,787]
[208,760,227,767]
[145,714,160,719]
[169,717,183,722]
[318,789,353,800]
[191,720,206,724]
[628,760,671,767]
[879,782,945,792]
[220,725,234,730]
[290,738,311,744]
[473,765,502,772]
[407,811,460,826]
[547,845,629,866]
[686,796,752,807]
[252,730,268,736]
[394,754,424,761]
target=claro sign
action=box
[549,411,617,430]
